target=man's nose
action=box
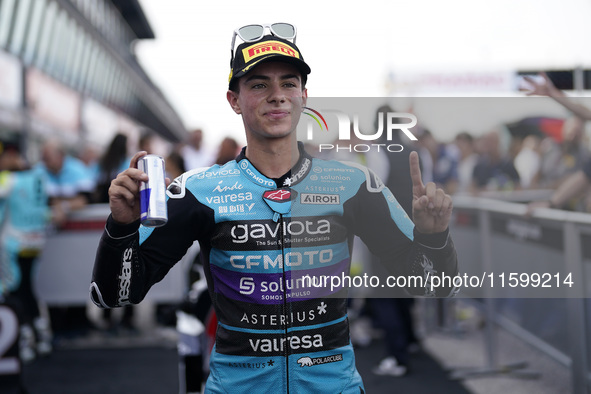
[267,84,286,103]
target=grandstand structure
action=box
[0,0,187,158]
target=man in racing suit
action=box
[90,27,458,393]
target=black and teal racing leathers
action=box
[90,143,458,393]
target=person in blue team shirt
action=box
[38,139,94,227]
[0,146,52,364]
[36,139,95,343]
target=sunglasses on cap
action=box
[230,23,297,65]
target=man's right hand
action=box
[108,151,148,224]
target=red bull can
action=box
[138,155,168,227]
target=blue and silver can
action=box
[138,154,168,227]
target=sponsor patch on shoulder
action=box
[300,193,340,205]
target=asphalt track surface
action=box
[21,331,470,394]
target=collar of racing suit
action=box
[235,142,313,188]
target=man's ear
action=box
[302,88,308,107]
[227,90,241,114]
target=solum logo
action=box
[303,108,419,153]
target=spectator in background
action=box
[181,129,215,170]
[77,143,101,182]
[538,116,589,189]
[529,157,591,212]
[38,139,94,338]
[214,137,240,165]
[165,151,186,179]
[471,130,521,192]
[514,134,542,189]
[38,139,93,227]
[453,132,478,194]
[92,133,130,204]
[413,128,434,185]
[381,107,415,215]
[139,131,156,154]
[0,146,52,362]
[415,129,459,194]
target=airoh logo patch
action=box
[300,193,340,205]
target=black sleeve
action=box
[401,229,458,297]
[90,219,143,308]
[90,187,215,308]
[345,178,458,298]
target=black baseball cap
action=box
[229,35,311,90]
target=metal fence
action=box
[450,194,591,394]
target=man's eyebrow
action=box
[243,73,301,83]
[244,74,270,83]
[281,74,300,81]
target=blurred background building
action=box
[0,0,187,161]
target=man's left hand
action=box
[410,151,453,234]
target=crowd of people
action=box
[315,103,591,212]
[411,112,589,203]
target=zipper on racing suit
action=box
[264,186,297,393]
[277,212,290,394]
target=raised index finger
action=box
[409,151,424,192]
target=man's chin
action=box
[262,125,297,139]
[265,131,295,140]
